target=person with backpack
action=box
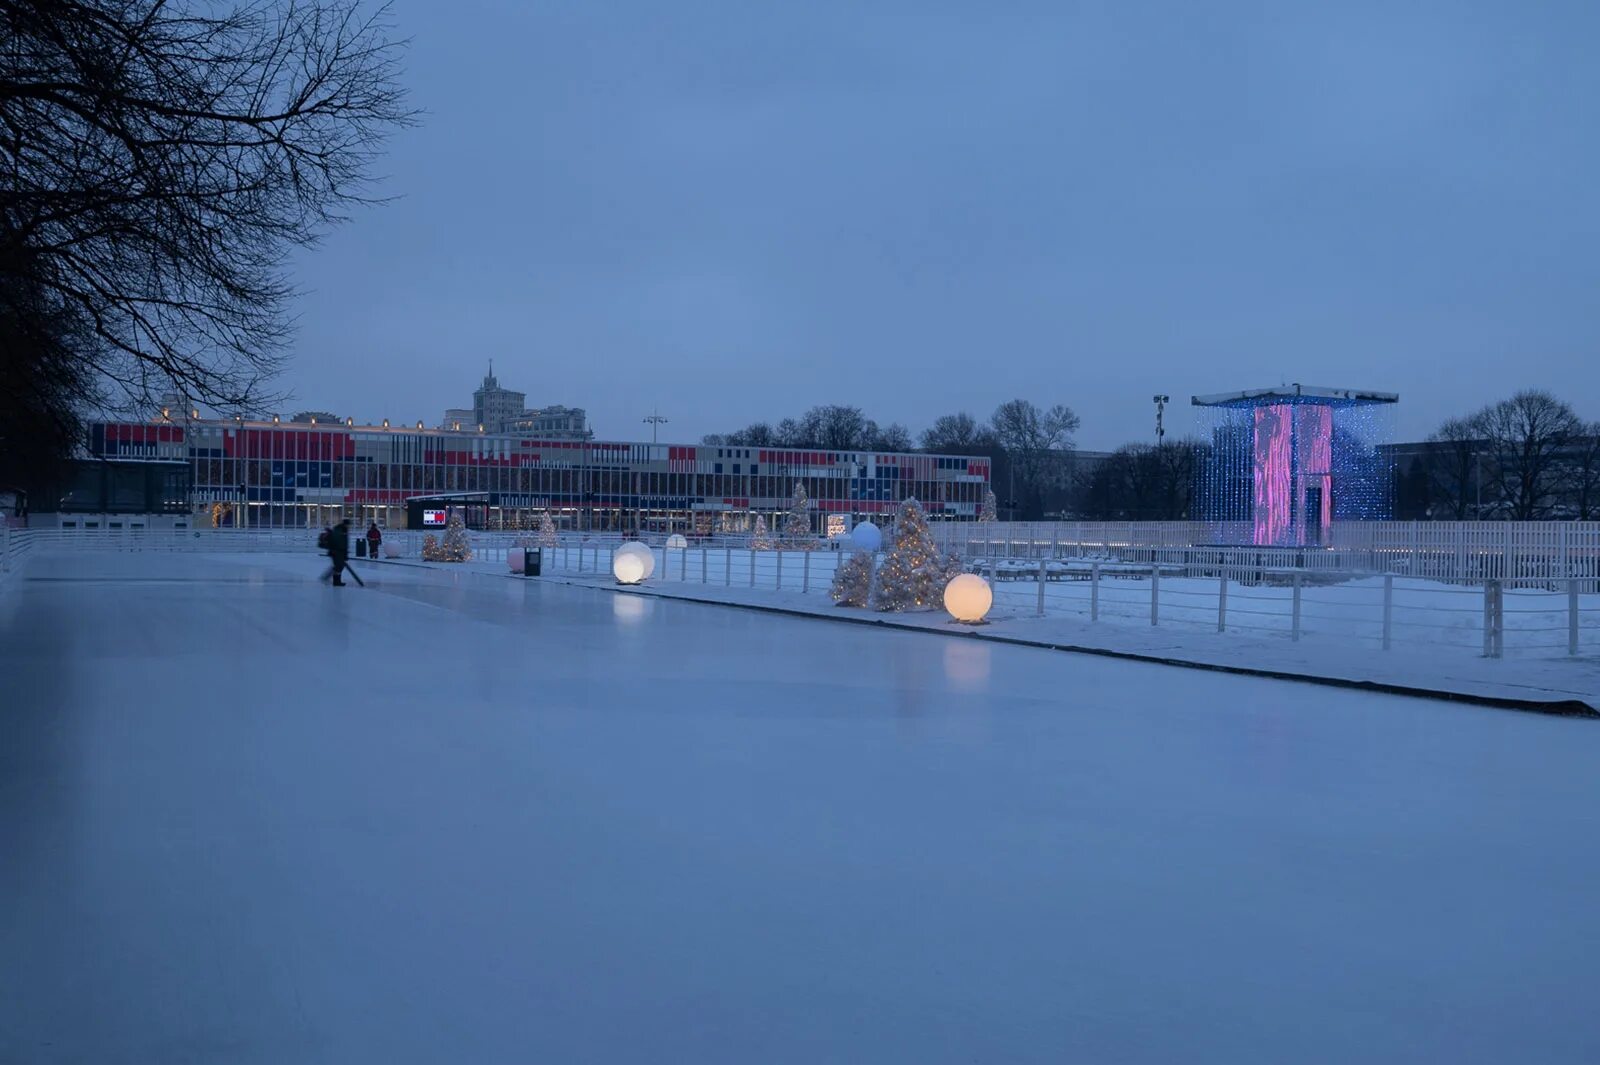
[366,521,383,560]
[320,519,351,586]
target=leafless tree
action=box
[919,412,998,455]
[1475,390,1581,519]
[1560,423,1600,519]
[1081,439,1197,520]
[990,398,1078,519]
[0,0,412,421]
[1426,416,1483,519]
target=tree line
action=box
[702,400,1079,521]
[1407,390,1600,520]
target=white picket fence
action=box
[935,521,1600,587]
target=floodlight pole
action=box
[644,408,668,445]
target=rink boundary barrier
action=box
[446,563,1597,719]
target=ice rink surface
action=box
[3,551,1600,1064]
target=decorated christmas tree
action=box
[751,514,772,550]
[830,550,875,606]
[980,488,998,523]
[782,481,814,548]
[431,510,471,562]
[538,511,558,548]
[869,497,951,611]
[421,533,442,560]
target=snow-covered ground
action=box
[510,544,1600,660]
[5,549,1600,1063]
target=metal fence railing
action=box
[9,527,1597,661]
[522,543,1599,662]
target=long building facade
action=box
[84,417,991,533]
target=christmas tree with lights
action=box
[830,550,875,606]
[782,481,814,548]
[869,497,955,611]
[424,510,471,562]
[980,488,998,523]
[751,513,772,550]
[538,511,558,548]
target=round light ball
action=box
[613,549,647,585]
[943,573,993,623]
[616,540,655,579]
[850,521,882,552]
[666,533,688,549]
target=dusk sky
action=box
[282,0,1597,450]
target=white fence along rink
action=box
[6,523,1599,662]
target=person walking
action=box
[366,521,382,560]
[321,519,351,586]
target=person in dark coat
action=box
[322,519,351,586]
[366,521,382,560]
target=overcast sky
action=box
[281,0,1597,450]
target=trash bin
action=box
[523,547,541,577]
[356,539,368,557]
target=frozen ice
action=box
[4,550,1600,1063]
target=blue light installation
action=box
[1191,386,1396,546]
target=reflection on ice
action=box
[612,593,650,624]
[942,639,992,690]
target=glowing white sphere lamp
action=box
[613,549,648,585]
[616,540,655,580]
[666,533,688,549]
[850,521,882,552]
[944,573,993,624]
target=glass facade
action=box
[87,420,992,532]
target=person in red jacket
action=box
[366,521,382,560]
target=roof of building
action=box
[1191,384,1399,408]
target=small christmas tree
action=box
[538,511,558,548]
[980,488,998,523]
[782,481,814,548]
[869,497,949,611]
[751,514,772,550]
[438,510,472,562]
[830,550,875,606]
[421,533,442,560]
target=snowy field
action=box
[4,550,1600,1062]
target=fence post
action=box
[578,545,584,573]
[1481,579,1504,659]
[1571,579,1581,656]
[1217,571,1227,633]
[1382,574,1394,652]
[749,549,756,587]
[1091,562,1100,622]
[776,550,784,591]
[701,547,709,584]
[1150,564,1160,626]
[803,550,811,594]
[1036,559,1046,616]
[725,548,732,586]
[1291,572,1302,642]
